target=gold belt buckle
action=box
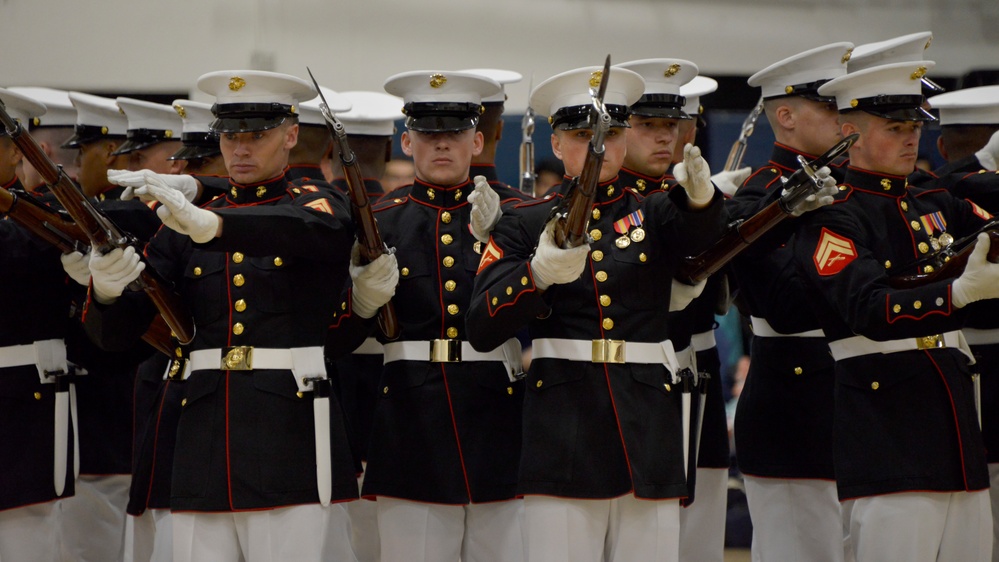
[591,339,625,364]
[167,358,188,380]
[221,346,254,370]
[429,339,461,362]
[916,334,944,350]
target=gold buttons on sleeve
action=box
[590,229,602,241]
[445,280,456,292]
[234,299,247,312]
[892,304,901,313]
[599,295,611,307]
[596,271,608,282]
[443,256,455,268]
[274,257,283,267]
[233,274,245,287]
[901,201,908,211]
[383,386,389,394]
[193,267,203,276]
[401,267,410,277]
[181,398,187,406]
[447,304,459,315]
[505,286,513,295]
[871,382,880,390]
[447,327,458,338]
[441,211,452,224]
[232,252,244,263]
[521,276,529,286]
[639,253,647,263]
[34,392,42,400]
[885,261,892,269]
[233,323,244,335]
[536,380,543,388]
[794,367,803,375]
[591,250,604,262]
[441,234,453,245]
[492,297,498,306]
[602,318,614,330]
[591,209,601,220]
[913,300,922,309]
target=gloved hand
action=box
[60,251,92,287]
[144,175,220,243]
[974,129,999,171]
[468,175,501,243]
[710,167,752,197]
[673,143,715,207]
[109,169,199,203]
[952,233,999,307]
[350,242,399,319]
[788,166,839,217]
[530,219,590,290]
[89,246,145,304]
[669,278,706,312]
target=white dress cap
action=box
[0,87,46,132]
[384,70,501,132]
[299,86,353,126]
[168,100,221,161]
[63,92,128,148]
[818,61,937,121]
[529,66,645,130]
[680,76,719,119]
[197,70,318,133]
[336,91,404,136]
[927,86,999,126]
[616,58,699,119]
[113,97,183,155]
[459,69,523,104]
[748,42,854,100]
[7,87,74,128]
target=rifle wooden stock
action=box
[0,105,195,350]
[0,186,177,356]
[889,230,999,289]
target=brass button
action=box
[34,391,42,400]
[234,299,247,312]
[918,242,929,254]
[193,267,203,276]
[794,367,803,375]
[401,267,410,277]
[181,398,187,406]
[606,186,615,196]
[233,322,244,335]
[910,221,921,231]
[599,295,611,307]
[665,384,671,392]
[936,297,944,306]
[885,260,892,269]
[383,386,389,394]
[441,234,453,245]
[274,257,283,267]
[296,392,304,398]
[596,271,608,282]
[341,302,347,310]
[445,280,456,292]
[233,274,245,287]
[447,304,459,315]
[441,211,452,224]
[536,380,543,388]
[924,265,934,273]
[507,386,513,395]
[506,286,513,295]
[427,188,436,200]
[447,327,458,338]
[602,318,614,330]
[893,304,901,313]
[639,253,647,263]
[232,252,244,263]
[592,250,604,262]
[871,381,880,390]
[521,276,529,286]
[175,347,183,358]
[492,297,498,305]
[914,300,922,309]
[590,229,602,241]
[901,201,908,211]
[591,208,601,220]
[443,256,455,268]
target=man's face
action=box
[127,141,185,174]
[75,139,117,196]
[183,155,228,176]
[796,99,843,156]
[844,115,923,177]
[673,120,697,165]
[624,116,679,177]
[401,128,482,187]
[551,126,628,182]
[220,123,298,184]
[0,137,21,184]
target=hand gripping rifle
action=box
[519,75,536,195]
[677,133,859,285]
[553,55,613,249]
[307,69,400,340]
[723,96,764,172]
[0,99,194,352]
[889,222,999,289]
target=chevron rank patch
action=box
[968,200,992,221]
[304,198,334,215]
[813,227,857,276]
[300,185,320,193]
[477,238,503,274]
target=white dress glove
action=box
[89,246,145,304]
[788,166,839,217]
[143,175,220,243]
[350,243,400,319]
[468,175,502,243]
[530,220,591,290]
[710,167,752,197]
[673,143,715,207]
[669,279,707,312]
[952,233,999,307]
[60,251,92,287]
[974,129,999,171]
[109,169,199,203]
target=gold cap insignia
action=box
[842,48,853,64]
[850,99,859,108]
[589,71,603,88]
[101,126,109,135]
[925,37,932,49]
[165,130,173,138]
[699,105,704,115]
[785,85,794,95]
[548,115,554,125]
[911,66,927,80]
[429,73,447,88]
[289,105,296,114]
[119,107,126,115]
[173,104,187,118]
[664,64,681,78]
[32,117,40,127]
[229,76,246,91]
[478,105,485,115]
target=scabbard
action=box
[54,379,69,496]
[313,379,332,507]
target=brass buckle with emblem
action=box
[591,339,625,364]
[429,339,461,362]
[915,335,944,351]
[221,346,254,370]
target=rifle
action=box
[307,69,401,340]
[723,97,764,172]
[677,133,859,285]
[0,186,178,355]
[519,75,536,195]
[889,222,999,289]
[553,55,613,249]
[0,100,195,351]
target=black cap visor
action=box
[61,124,123,149]
[551,104,631,130]
[850,95,936,122]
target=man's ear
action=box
[494,119,504,142]
[471,131,484,157]
[774,104,795,131]
[936,136,949,161]
[400,131,413,157]
[550,132,562,160]
[284,123,299,150]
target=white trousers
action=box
[348,467,379,562]
[128,509,172,562]
[744,475,843,562]
[523,495,679,562]
[59,474,130,562]
[678,467,728,562]
[0,500,61,562]
[849,490,992,562]
[989,464,999,562]
[376,497,525,562]
[172,503,356,562]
